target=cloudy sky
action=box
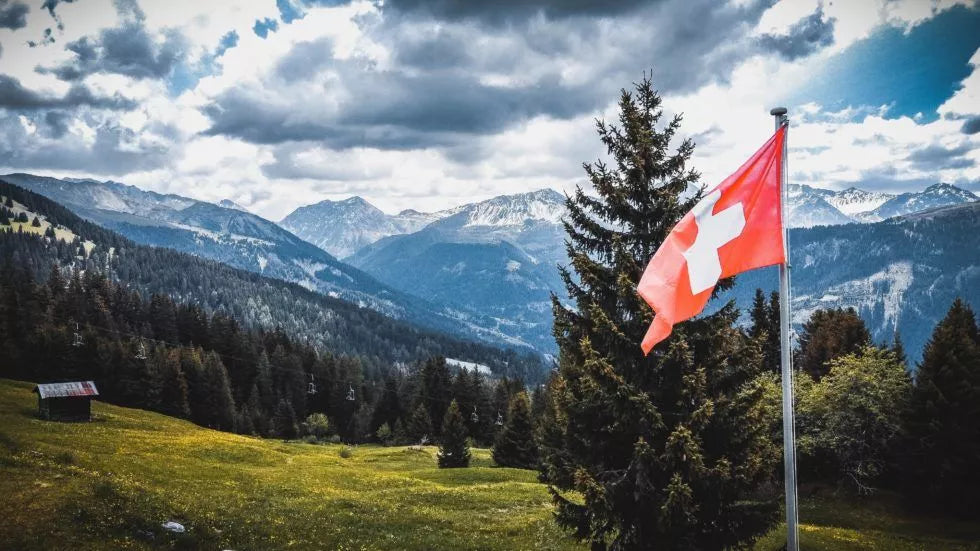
[0,0,978,219]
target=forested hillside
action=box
[0,181,545,441]
[1,174,528,350]
[721,202,980,363]
[0,181,543,378]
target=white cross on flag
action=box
[637,126,787,354]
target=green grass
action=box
[0,379,580,550]
[1,378,977,550]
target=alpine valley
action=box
[5,172,979,362]
[286,181,979,362]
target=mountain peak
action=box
[922,182,976,198]
[218,199,249,212]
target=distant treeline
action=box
[0,261,539,447]
[0,180,545,383]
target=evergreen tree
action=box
[155,348,190,418]
[903,299,980,513]
[890,331,907,367]
[203,351,236,431]
[749,288,780,373]
[749,289,769,340]
[796,307,871,379]
[492,391,538,469]
[16,212,27,223]
[542,77,778,550]
[766,291,781,372]
[31,216,41,228]
[391,418,407,445]
[407,402,433,443]
[3,196,12,207]
[0,214,9,227]
[419,356,452,436]
[272,399,299,440]
[438,399,471,468]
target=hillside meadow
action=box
[1,378,978,550]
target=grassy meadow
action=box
[1,378,978,550]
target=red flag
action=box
[637,126,786,354]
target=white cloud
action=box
[1,0,977,220]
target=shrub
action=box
[376,422,393,446]
[301,413,330,441]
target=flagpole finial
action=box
[769,107,787,117]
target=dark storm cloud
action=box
[0,0,29,30]
[40,0,78,31]
[0,116,171,174]
[906,142,975,171]
[758,7,835,60]
[203,0,777,155]
[204,65,597,148]
[274,38,335,82]
[36,0,184,81]
[962,116,980,135]
[38,24,184,81]
[384,0,653,24]
[0,74,137,110]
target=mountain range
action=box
[4,172,977,362]
[786,182,978,226]
[280,197,450,259]
[0,173,530,350]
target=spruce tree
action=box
[890,331,907,367]
[492,391,538,469]
[272,399,299,440]
[419,356,452,437]
[155,348,190,418]
[438,399,471,468]
[542,77,777,550]
[796,307,871,380]
[903,299,980,513]
[203,351,236,431]
[749,289,769,340]
[31,216,41,228]
[750,288,779,373]
[407,402,433,443]
[392,418,408,445]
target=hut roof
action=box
[34,381,99,399]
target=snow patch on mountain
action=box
[792,260,913,333]
[460,189,566,227]
[824,187,894,216]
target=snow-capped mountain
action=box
[785,185,854,227]
[455,189,566,227]
[348,189,568,352]
[218,199,250,212]
[823,187,894,216]
[855,183,979,222]
[280,197,453,259]
[0,173,531,350]
[785,182,975,226]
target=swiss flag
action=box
[637,126,786,354]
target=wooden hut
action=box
[34,381,99,421]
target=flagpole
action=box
[771,106,799,551]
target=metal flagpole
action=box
[771,106,799,551]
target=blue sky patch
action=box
[253,17,279,38]
[787,4,980,122]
